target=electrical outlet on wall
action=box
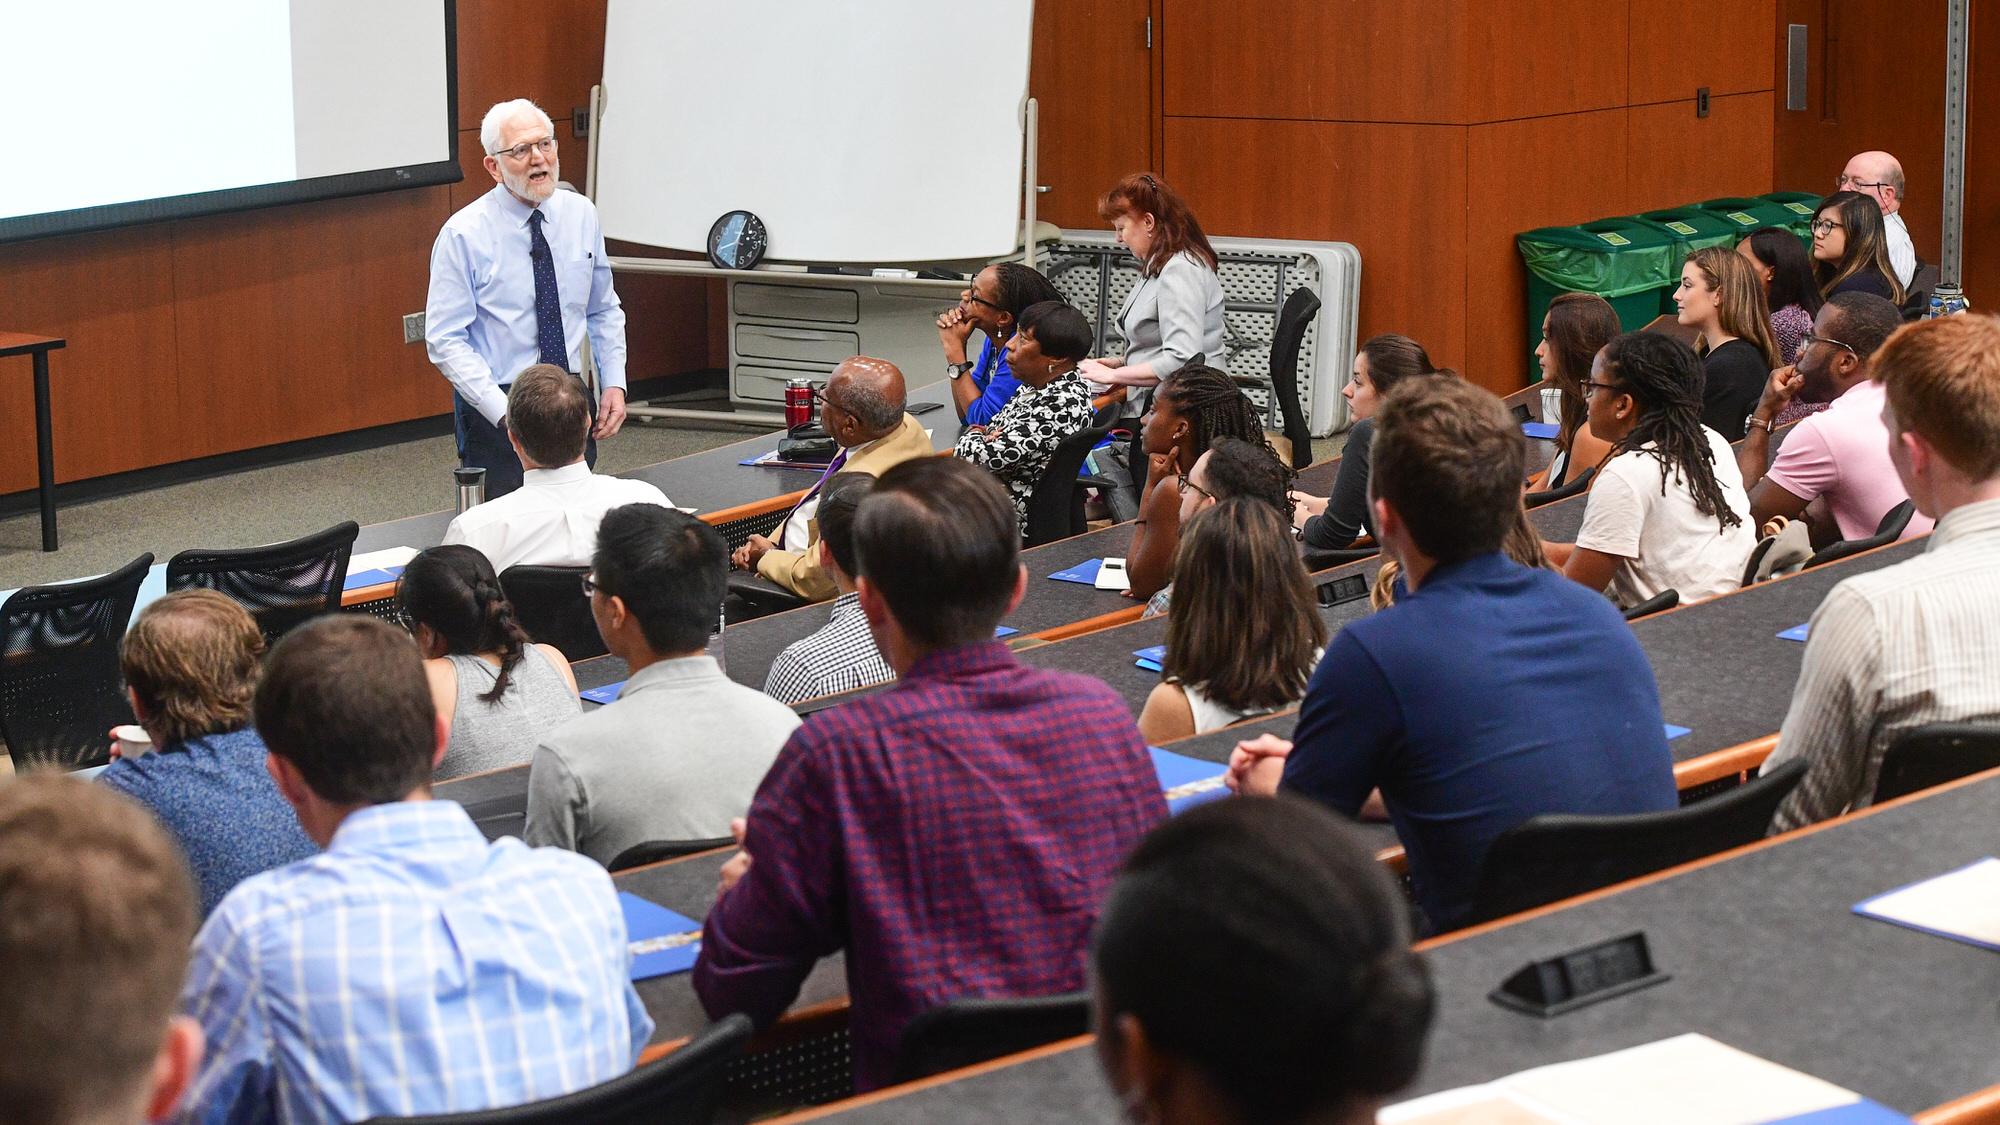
[403,312,426,344]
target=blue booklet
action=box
[995,625,1019,639]
[1778,623,1811,642]
[1521,421,1561,440]
[1133,644,1166,672]
[1048,558,1104,585]
[580,682,624,705]
[619,892,704,980]
[1664,724,1692,740]
[343,565,405,591]
[1150,747,1231,814]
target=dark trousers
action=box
[453,389,596,500]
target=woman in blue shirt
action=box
[937,261,1064,425]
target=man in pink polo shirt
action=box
[1738,291,1934,545]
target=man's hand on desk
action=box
[1226,734,1293,797]
[594,388,628,439]
[732,534,776,572]
[718,817,753,896]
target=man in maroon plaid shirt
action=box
[694,457,1167,1091]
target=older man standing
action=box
[427,99,629,499]
[731,357,932,604]
[1839,151,1917,290]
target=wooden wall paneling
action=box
[1630,0,1776,104]
[1464,108,1630,392]
[1773,0,1945,261]
[0,226,182,494]
[454,0,608,133]
[601,240,719,380]
[1030,0,1156,228]
[1159,0,1467,124]
[1628,92,1776,214]
[1464,0,1627,123]
[169,189,454,457]
[1162,117,1469,371]
[1961,0,2000,312]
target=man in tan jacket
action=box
[732,357,933,601]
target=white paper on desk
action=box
[1094,556,1130,591]
[348,546,419,572]
[1854,856,2000,950]
[1380,1034,1865,1125]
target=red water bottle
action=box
[785,379,815,429]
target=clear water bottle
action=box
[1927,283,1969,318]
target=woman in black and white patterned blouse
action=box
[955,301,1099,536]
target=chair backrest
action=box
[608,837,736,872]
[498,565,608,661]
[1466,758,1808,926]
[355,1013,753,1125]
[1621,588,1678,621]
[1902,262,1941,321]
[1267,287,1322,470]
[889,992,1090,1085]
[166,521,358,641]
[1024,421,1117,548]
[1871,723,2000,805]
[1523,465,1595,509]
[1803,499,1915,570]
[0,553,154,771]
[1301,546,1379,572]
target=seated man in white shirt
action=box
[1838,151,1917,290]
[443,364,671,573]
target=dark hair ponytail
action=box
[1600,332,1742,534]
[395,545,533,706]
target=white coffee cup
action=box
[112,724,153,759]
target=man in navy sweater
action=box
[1229,378,1677,934]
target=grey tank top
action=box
[436,646,580,780]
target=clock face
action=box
[707,211,767,269]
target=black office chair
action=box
[888,992,1090,1085]
[356,1013,753,1125]
[1802,500,1916,570]
[1464,758,1808,927]
[1267,287,1322,470]
[1871,723,2000,805]
[1523,465,1596,509]
[498,565,609,661]
[1621,589,1679,621]
[608,837,737,873]
[0,553,153,771]
[724,571,809,618]
[1301,546,1379,572]
[1024,420,1118,547]
[1901,262,1941,322]
[166,521,358,641]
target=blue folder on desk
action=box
[1778,623,1811,642]
[1665,724,1691,740]
[1134,644,1165,672]
[581,682,625,705]
[1521,421,1561,440]
[619,892,704,980]
[1048,559,1105,585]
[1151,747,1230,814]
[995,625,1019,639]
[342,565,404,591]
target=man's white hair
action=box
[480,99,555,156]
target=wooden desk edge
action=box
[1918,1083,2000,1125]
[1031,605,1145,642]
[0,332,67,357]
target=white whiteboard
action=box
[595,0,1033,263]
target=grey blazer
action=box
[1119,250,1227,378]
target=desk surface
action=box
[0,331,65,357]
[762,770,2000,1123]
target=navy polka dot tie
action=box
[527,209,568,370]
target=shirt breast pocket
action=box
[557,257,596,315]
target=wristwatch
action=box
[1747,415,1777,434]
[947,361,975,380]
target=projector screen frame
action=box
[0,0,463,247]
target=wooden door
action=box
[1030,0,1155,230]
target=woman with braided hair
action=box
[396,544,581,779]
[1126,364,1280,600]
[1543,332,1757,607]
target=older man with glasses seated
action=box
[426,97,630,499]
[1837,150,1918,291]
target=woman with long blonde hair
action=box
[1812,190,1906,304]
[1675,246,1778,440]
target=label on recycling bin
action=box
[1595,231,1632,246]
[1785,201,1814,214]
[1665,221,1698,235]
[1727,211,1758,225]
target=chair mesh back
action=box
[1466,758,1808,927]
[0,553,153,770]
[1872,724,2000,805]
[1024,422,1116,547]
[1268,287,1321,470]
[889,991,1090,1085]
[498,566,608,661]
[166,521,358,642]
[1803,500,1915,570]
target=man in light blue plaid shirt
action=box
[177,616,653,1125]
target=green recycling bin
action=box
[1695,196,1801,237]
[1518,217,1682,381]
[1760,191,1824,243]
[1631,208,1744,316]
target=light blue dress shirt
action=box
[426,184,628,425]
[177,800,653,1125]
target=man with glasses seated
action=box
[1738,292,1933,545]
[427,98,629,499]
[1838,151,1917,290]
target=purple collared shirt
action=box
[694,641,1166,1090]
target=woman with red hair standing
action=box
[1078,173,1228,412]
